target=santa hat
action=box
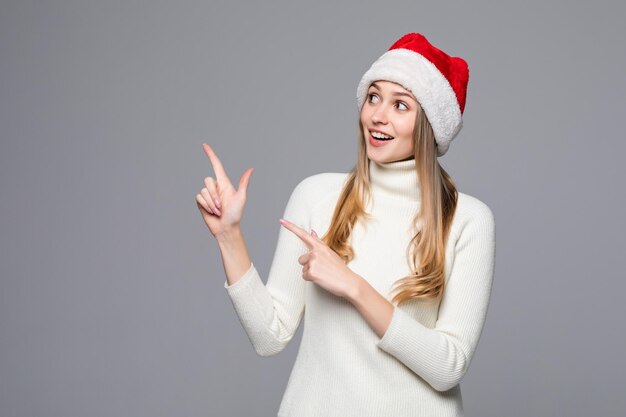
[356,33,469,157]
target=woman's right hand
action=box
[196,143,254,239]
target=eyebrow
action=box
[370,82,416,101]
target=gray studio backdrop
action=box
[1,1,625,416]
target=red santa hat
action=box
[356,33,470,157]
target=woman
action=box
[197,32,496,417]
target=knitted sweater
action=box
[223,157,496,417]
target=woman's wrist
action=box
[215,225,243,246]
[215,225,253,287]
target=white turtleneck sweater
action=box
[223,158,496,417]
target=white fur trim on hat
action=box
[356,48,463,157]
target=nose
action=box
[370,103,389,124]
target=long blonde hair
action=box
[320,102,458,307]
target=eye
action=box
[367,93,379,103]
[368,93,408,111]
[396,102,408,111]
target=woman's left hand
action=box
[279,218,362,300]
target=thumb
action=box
[237,167,254,198]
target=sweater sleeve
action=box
[376,202,496,392]
[223,177,312,357]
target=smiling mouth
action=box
[369,130,395,141]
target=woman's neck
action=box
[368,158,420,202]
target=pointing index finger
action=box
[202,143,231,184]
[279,218,316,249]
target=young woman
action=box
[197,32,496,417]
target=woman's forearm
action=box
[347,277,395,339]
[216,227,253,286]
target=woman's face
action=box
[360,80,420,163]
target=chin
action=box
[367,154,390,164]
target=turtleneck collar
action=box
[368,157,421,202]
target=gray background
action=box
[1,1,624,416]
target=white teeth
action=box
[370,130,393,139]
